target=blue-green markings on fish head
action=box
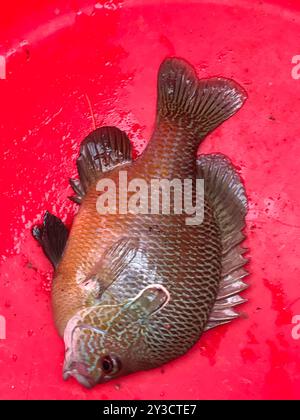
[63,285,170,387]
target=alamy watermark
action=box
[291,315,300,340]
[0,55,6,79]
[291,55,300,80]
[0,315,6,339]
[96,171,204,226]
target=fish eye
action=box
[102,356,113,373]
[101,355,121,375]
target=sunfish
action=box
[33,57,248,388]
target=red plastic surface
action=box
[0,0,300,400]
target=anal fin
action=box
[69,178,85,204]
[69,126,132,203]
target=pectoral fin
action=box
[82,237,140,299]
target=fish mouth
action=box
[63,316,108,388]
[63,361,97,389]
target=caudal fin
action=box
[157,57,247,139]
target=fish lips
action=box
[63,360,97,389]
[63,317,104,388]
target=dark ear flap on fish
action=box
[157,58,247,139]
[69,127,132,203]
[32,211,68,268]
[196,154,249,330]
[126,285,170,320]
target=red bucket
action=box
[0,0,300,400]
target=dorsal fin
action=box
[197,154,249,330]
[69,126,132,203]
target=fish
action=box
[33,57,248,388]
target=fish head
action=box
[62,284,170,388]
[63,306,134,388]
